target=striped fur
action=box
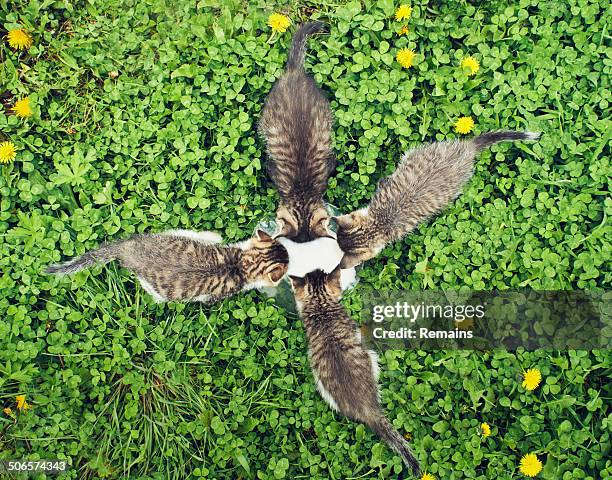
[45,230,289,303]
[290,269,421,476]
[337,131,541,267]
[259,22,335,242]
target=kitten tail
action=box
[45,244,118,275]
[472,131,540,150]
[285,21,326,71]
[370,415,421,477]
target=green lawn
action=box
[0,0,610,479]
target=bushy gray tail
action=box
[45,244,117,275]
[286,21,326,71]
[473,131,540,150]
[370,416,421,477]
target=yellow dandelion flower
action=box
[268,13,291,33]
[480,422,491,437]
[454,116,474,134]
[395,4,413,21]
[3,407,12,415]
[396,48,416,68]
[12,97,33,118]
[522,368,542,391]
[420,473,435,480]
[398,25,409,36]
[16,394,30,411]
[0,141,17,164]
[461,56,480,76]
[7,28,33,50]
[519,453,543,477]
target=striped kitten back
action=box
[45,230,289,303]
[290,269,421,476]
[259,22,335,242]
[336,131,540,268]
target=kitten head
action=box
[289,266,342,305]
[243,230,290,286]
[276,201,333,242]
[335,210,385,268]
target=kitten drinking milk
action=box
[290,268,421,476]
[336,131,540,267]
[259,22,336,242]
[46,229,289,303]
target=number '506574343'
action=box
[2,460,68,474]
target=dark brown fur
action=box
[336,131,540,267]
[259,22,335,242]
[290,268,421,476]
[45,230,289,303]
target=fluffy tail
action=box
[286,21,326,71]
[472,130,540,150]
[370,416,421,477]
[45,244,118,275]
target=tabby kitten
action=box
[258,21,335,242]
[45,229,289,303]
[290,268,421,476]
[336,131,540,267]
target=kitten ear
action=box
[275,206,298,239]
[327,264,342,286]
[268,265,287,284]
[288,275,306,290]
[275,220,291,238]
[334,214,353,229]
[273,219,286,238]
[339,254,358,269]
[311,216,334,239]
[256,229,273,242]
[275,219,297,238]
